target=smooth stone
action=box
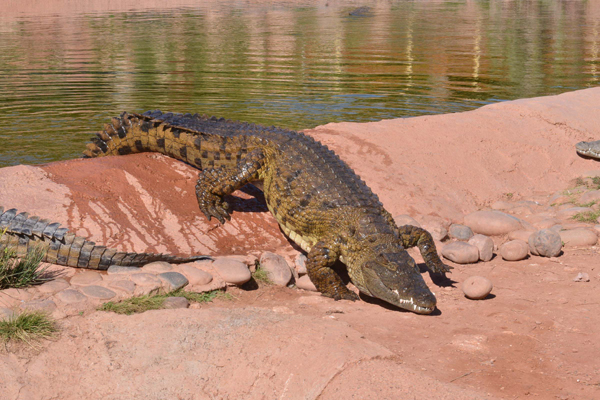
[393,214,421,227]
[212,258,251,285]
[70,270,102,285]
[556,206,594,220]
[0,308,15,321]
[259,252,293,286]
[158,272,189,292]
[533,218,561,230]
[579,190,600,204]
[55,289,87,304]
[449,224,474,241]
[573,272,590,282]
[130,273,162,286]
[109,280,136,294]
[296,275,318,292]
[463,210,523,236]
[508,230,535,243]
[107,265,141,274]
[180,265,213,285]
[593,224,600,235]
[529,229,563,257]
[163,297,190,309]
[500,240,529,261]
[142,261,173,273]
[468,234,494,262]
[421,220,449,242]
[441,242,479,264]
[20,299,57,313]
[559,228,598,247]
[80,285,117,300]
[38,279,70,293]
[0,288,33,303]
[462,276,493,300]
[294,254,308,275]
[508,205,533,216]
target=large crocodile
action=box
[576,140,600,159]
[0,206,210,269]
[83,111,451,314]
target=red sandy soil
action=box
[1,88,600,399]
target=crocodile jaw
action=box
[576,140,600,159]
[360,256,437,315]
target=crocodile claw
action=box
[198,194,230,224]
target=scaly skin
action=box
[83,111,451,314]
[0,206,211,270]
[576,140,600,159]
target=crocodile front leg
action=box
[195,148,266,224]
[397,225,452,274]
[306,240,359,301]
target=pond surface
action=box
[0,0,599,167]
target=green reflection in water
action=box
[0,1,598,167]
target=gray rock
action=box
[500,240,529,261]
[468,234,494,262]
[528,229,562,257]
[131,273,162,286]
[259,252,293,286]
[212,258,251,285]
[463,210,523,236]
[508,230,535,243]
[20,299,57,313]
[70,270,102,285]
[159,272,189,292]
[163,297,190,309]
[38,279,70,293]
[55,289,87,304]
[528,229,563,257]
[559,228,598,247]
[80,285,117,300]
[462,276,493,300]
[449,224,474,241]
[180,265,213,285]
[109,280,136,294]
[441,242,479,264]
[107,265,141,274]
[142,261,173,273]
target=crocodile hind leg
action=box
[306,240,360,301]
[397,225,452,274]
[195,148,266,224]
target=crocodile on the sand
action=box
[576,140,600,159]
[83,111,451,314]
[0,206,210,270]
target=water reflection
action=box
[0,0,598,167]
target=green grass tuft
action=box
[252,266,272,284]
[571,210,600,223]
[98,289,226,315]
[0,310,57,344]
[0,246,50,290]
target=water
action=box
[0,0,598,167]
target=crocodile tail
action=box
[82,111,262,170]
[0,207,212,270]
[82,111,209,169]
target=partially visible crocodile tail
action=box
[0,207,211,270]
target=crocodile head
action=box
[576,140,600,159]
[356,250,437,314]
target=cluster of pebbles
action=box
[397,175,600,299]
[0,251,315,321]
